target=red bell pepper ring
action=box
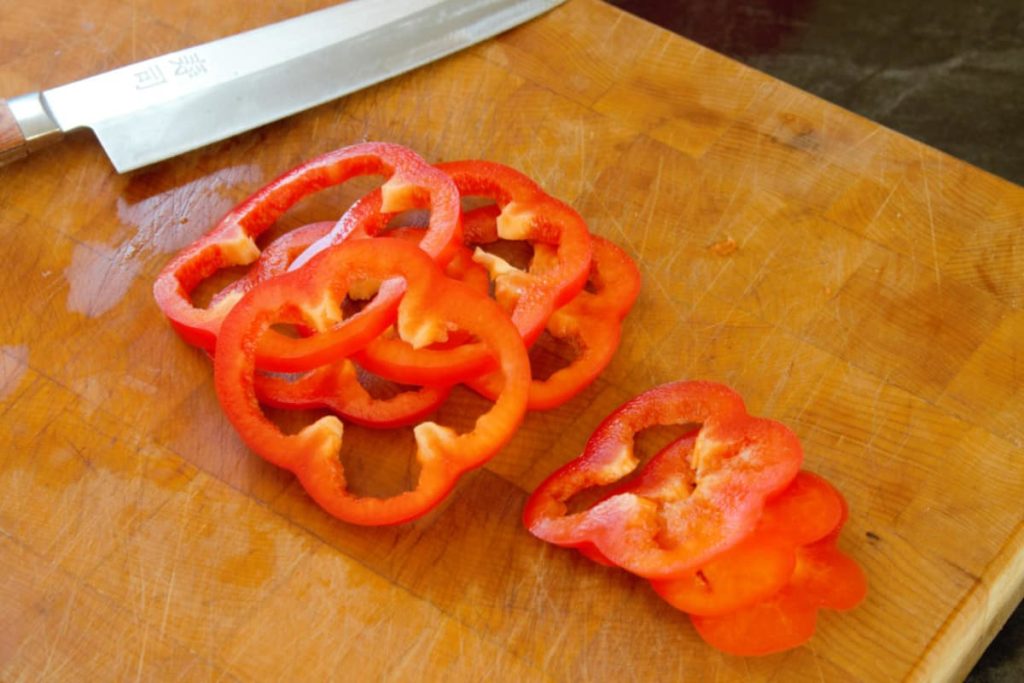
[466,234,641,410]
[438,160,593,348]
[299,161,595,387]
[349,217,498,387]
[342,225,498,387]
[208,221,335,313]
[254,360,451,430]
[217,222,486,428]
[214,237,530,526]
[217,224,452,428]
[649,470,843,616]
[688,493,866,656]
[523,381,803,579]
[152,142,461,354]
[249,225,488,427]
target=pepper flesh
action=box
[214,238,530,526]
[688,492,867,656]
[254,360,451,430]
[436,160,593,348]
[153,142,461,354]
[523,381,803,579]
[221,222,482,427]
[467,234,641,410]
[649,470,844,616]
[305,161,595,387]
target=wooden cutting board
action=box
[1,1,1021,680]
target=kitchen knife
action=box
[0,0,564,173]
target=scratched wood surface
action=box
[1,1,1022,680]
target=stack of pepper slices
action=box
[524,380,867,655]
[153,142,865,656]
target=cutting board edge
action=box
[910,521,1024,682]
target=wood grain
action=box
[1,1,1022,681]
[0,98,28,164]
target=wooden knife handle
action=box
[0,94,63,168]
[0,98,29,165]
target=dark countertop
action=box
[608,1,1023,681]
[609,0,1023,186]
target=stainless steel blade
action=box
[16,0,564,172]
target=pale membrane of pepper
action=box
[191,228,262,320]
[298,291,344,332]
[379,177,421,213]
[471,248,531,311]
[495,201,538,240]
[295,416,345,470]
[412,421,460,465]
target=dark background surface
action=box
[609,0,1023,185]
[607,1,1023,680]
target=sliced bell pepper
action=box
[213,237,530,526]
[523,381,803,579]
[649,470,843,616]
[254,360,451,430]
[153,141,461,353]
[311,161,595,387]
[466,234,641,410]
[214,223,451,428]
[348,209,501,388]
[688,492,867,656]
[253,220,493,390]
[208,221,335,314]
[248,225,484,427]
[214,216,490,424]
[437,159,593,348]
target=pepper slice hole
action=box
[562,424,701,515]
[526,329,581,382]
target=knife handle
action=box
[0,94,63,168]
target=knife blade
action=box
[0,0,564,173]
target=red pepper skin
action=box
[288,182,464,273]
[688,494,866,656]
[214,238,530,526]
[254,360,451,430]
[346,226,498,387]
[649,470,843,616]
[467,235,641,410]
[437,160,593,348]
[324,161,596,387]
[249,226,484,427]
[352,332,496,388]
[153,142,460,353]
[211,223,482,426]
[217,227,452,428]
[208,221,335,312]
[523,381,803,579]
